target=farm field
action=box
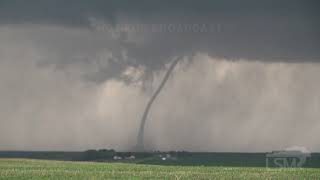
[1,158,320,179]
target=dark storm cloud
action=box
[0,0,319,70]
[0,0,318,24]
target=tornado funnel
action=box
[135,57,181,151]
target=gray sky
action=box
[0,0,319,151]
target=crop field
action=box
[1,159,320,179]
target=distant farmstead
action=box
[113,156,122,160]
[126,155,136,160]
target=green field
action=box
[1,159,320,179]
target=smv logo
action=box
[266,148,311,168]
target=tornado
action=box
[136,57,181,151]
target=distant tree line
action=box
[82,149,116,161]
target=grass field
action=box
[1,159,320,179]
